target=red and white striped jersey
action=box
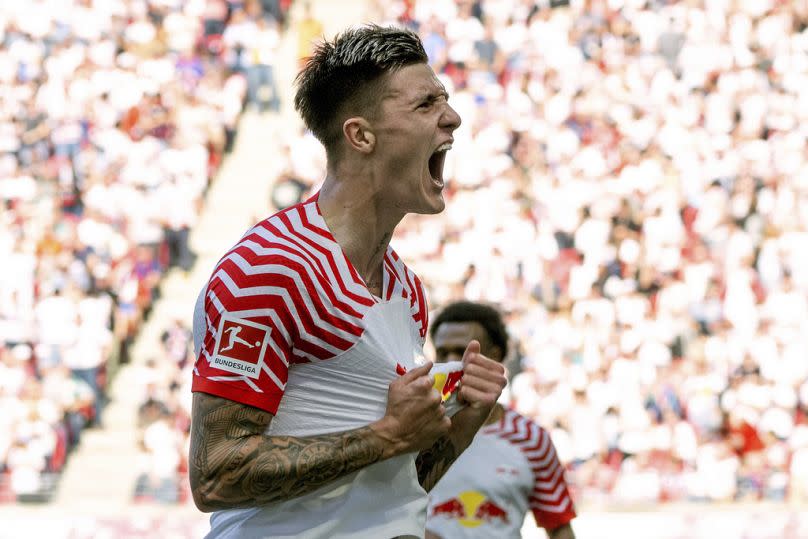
[192,192,429,413]
[427,408,576,538]
[191,193,432,539]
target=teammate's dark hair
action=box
[294,25,428,159]
[430,301,509,359]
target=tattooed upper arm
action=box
[189,392,275,512]
[189,391,389,512]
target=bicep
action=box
[191,391,274,448]
[189,391,278,511]
[548,523,575,539]
[190,392,274,487]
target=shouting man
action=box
[189,26,507,539]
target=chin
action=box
[412,192,445,215]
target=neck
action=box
[317,165,404,286]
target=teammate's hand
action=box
[457,340,507,412]
[372,363,452,457]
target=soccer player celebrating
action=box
[188,26,507,539]
[426,302,577,539]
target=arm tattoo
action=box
[189,393,385,511]
[415,435,459,492]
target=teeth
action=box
[436,142,452,152]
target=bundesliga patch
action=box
[211,315,271,379]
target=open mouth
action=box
[428,142,452,187]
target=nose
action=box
[445,351,463,363]
[440,102,462,132]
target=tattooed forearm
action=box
[415,435,459,492]
[189,393,386,512]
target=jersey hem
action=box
[192,377,283,413]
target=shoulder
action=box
[212,200,328,286]
[487,408,554,456]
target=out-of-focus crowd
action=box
[0,0,294,503]
[268,0,808,506]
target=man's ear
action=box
[343,117,376,154]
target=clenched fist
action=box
[371,363,452,458]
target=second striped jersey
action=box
[426,408,576,538]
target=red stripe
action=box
[402,266,417,307]
[513,417,538,445]
[276,211,373,306]
[208,275,295,329]
[244,232,367,319]
[501,410,521,438]
[228,246,365,335]
[296,205,366,291]
[263,344,291,385]
[384,265,395,301]
[411,273,428,338]
[210,267,355,351]
[523,428,551,455]
[383,254,408,300]
[532,467,564,494]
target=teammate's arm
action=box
[415,434,458,492]
[416,341,507,491]
[549,523,576,539]
[190,363,449,512]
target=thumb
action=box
[399,361,433,382]
[462,340,481,364]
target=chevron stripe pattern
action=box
[192,193,429,413]
[483,409,576,529]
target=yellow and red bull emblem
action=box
[395,363,463,402]
[432,370,463,402]
[431,491,509,527]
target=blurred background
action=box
[1,0,808,537]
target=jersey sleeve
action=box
[528,421,577,531]
[191,248,297,414]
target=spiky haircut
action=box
[294,25,428,158]
[430,301,509,359]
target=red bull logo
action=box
[432,370,463,402]
[395,364,463,402]
[431,491,509,528]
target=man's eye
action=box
[418,101,431,109]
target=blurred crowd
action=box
[267,0,808,507]
[0,0,293,502]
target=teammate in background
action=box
[189,26,507,539]
[426,301,576,539]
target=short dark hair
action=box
[430,301,509,358]
[294,25,428,158]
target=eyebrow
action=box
[408,87,449,105]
